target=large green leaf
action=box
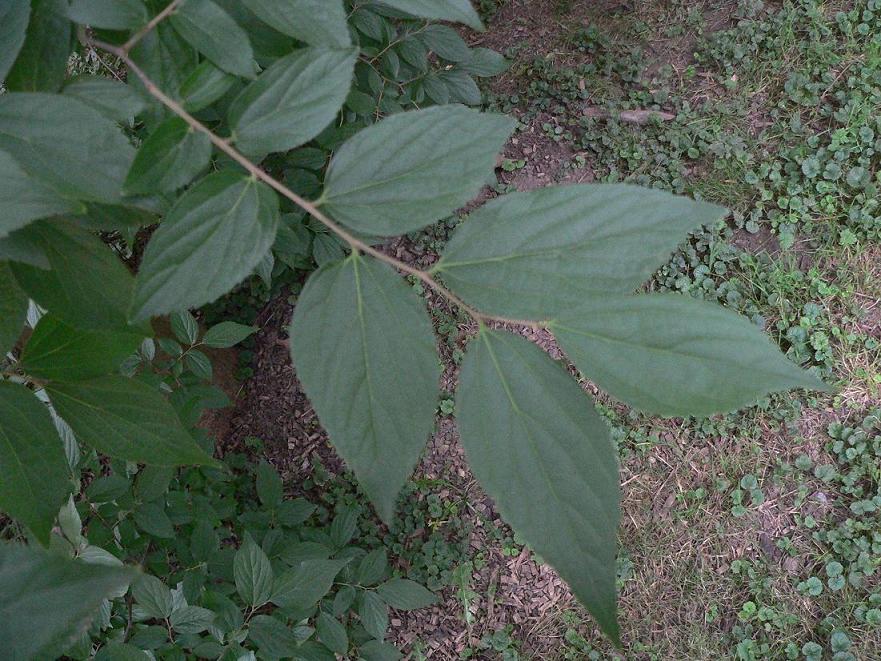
[20,315,142,382]
[0,226,49,268]
[67,0,149,29]
[248,615,299,659]
[463,48,509,77]
[0,149,81,237]
[553,293,828,417]
[46,376,219,466]
[124,117,212,195]
[418,24,471,62]
[0,543,135,659]
[0,382,71,545]
[373,0,483,30]
[202,321,258,348]
[0,261,28,355]
[320,106,514,236]
[457,330,620,642]
[62,75,148,123]
[359,591,388,640]
[376,578,436,610]
[0,1,30,83]
[229,46,357,157]
[132,574,173,619]
[10,223,142,333]
[0,93,136,204]
[434,184,727,319]
[290,255,440,521]
[5,0,72,92]
[131,172,279,320]
[270,558,349,608]
[241,0,351,47]
[234,535,273,607]
[213,0,296,62]
[131,22,197,105]
[316,612,348,654]
[179,61,235,112]
[170,0,257,78]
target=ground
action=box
[212,1,881,658]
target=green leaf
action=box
[329,506,359,548]
[10,223,142,333]
[373,0,483,30]
[0,382,70,545]
[0,543,135,659]
[185,349,212,381]
[359,640,402,661]
[278,541,330,567]
[229,47,357,158]
[234,536,273,607]
[0,93,136,204]
[0,226,49,268]
[94,643,151,661]
[439,69,481,105]
[135,465,175,503]
[418,25,471,62]
[131,172,279,321]
[213,0,296,61]
[203,321,258,348]
[462,48,509,77]
[46,376,219,466]
[58,494,82,545]
[358,591,388,640]
[67,0,149,29]
[457,329,620,642]
[170,605,215,634]
[0,1,30,83]
[0,149,81,237]
[289,256,440,521]
[62,75,148,123]
[133,501,175,538]
[5,0,72,92]
[316,613,348,654]
[124,117,212,195]
[356,549,388,586]
[179,60,236,112]
[132,574,174,619]
[131,22,197,105]
[376,579,436,610]
[170,310,199,345]
[293,641,336,661]
[248,615,299,659]
[71,202,157,232]
[321,106,513,236]
[277,499,317,528]
[257,460,284,507]
[241,0,351,47]
[0,262,28,356]
[422,72,450,104]
[270,558,348,609]
[553,293,829,417]
[435,184,727,319]
[20,315,142,381]
[170,0,257,78]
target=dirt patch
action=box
[500,113,594,190]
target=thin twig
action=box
[88,34,547,331]
[122,0,183,54]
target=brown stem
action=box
[88,38,547,331]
